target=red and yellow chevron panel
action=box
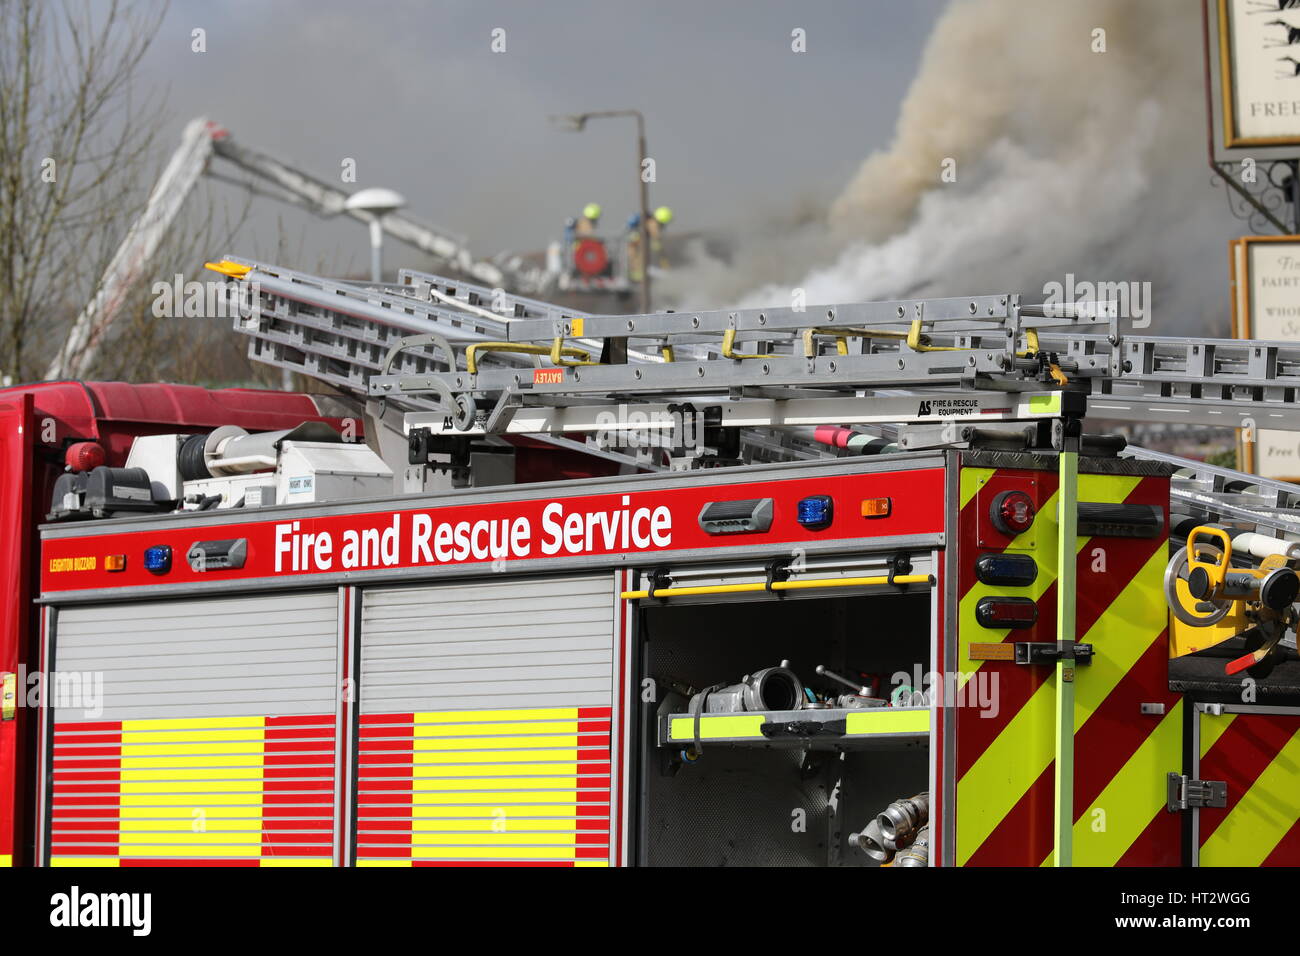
[955,464,1179,866]
[1198,709,1300,866]
[49,714,336,867]
[356,706,612,867]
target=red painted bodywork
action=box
[41,467,946,594]
[0,380,344,866]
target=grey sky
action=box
[140,0,947,272]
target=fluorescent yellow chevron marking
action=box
[1043,701,1184,867]
[575,860,608,867]
[959,467,996,510]
[357,860,413,867]
[1201,725,1300,866]
[0,854,9,867]
[1199,711,1238,758]
[959,475,1142,676]
[957,545,1167,864]
[957,675,1055,863]
[50,857,118,867]
[957,489,1061,689]
[956,473,1143,697]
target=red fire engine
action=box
[4,262,1299,867]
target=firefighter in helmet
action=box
[625,212,645,283]
[575,202,602,237]
[648,205,673,270]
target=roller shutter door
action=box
[357,574,617,866]
[46,591,340,867]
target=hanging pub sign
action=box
[1231,235,1300,480]
[1208,0,1300,157]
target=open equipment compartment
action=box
[632,574,934,867]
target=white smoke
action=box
[662,0,1240,336]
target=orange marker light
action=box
[861,497,891,518]
[105,555,127,572]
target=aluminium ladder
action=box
[216,257,1300,539]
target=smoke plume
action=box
[661,0,1238,336]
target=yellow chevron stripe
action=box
[959,467,996,510]
[1199,711,1238,759]
[957,475,1140,688]
[957,487,1061,690]
[957,545,1167,864]
[1201,724,1300,866]
[1043,700,1184,866]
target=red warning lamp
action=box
[65,441,106,472]
[990,490,1036,537]
[975,596,1038,629]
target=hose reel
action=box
[1164,525,1300,676]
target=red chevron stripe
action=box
[956,476,1167,778]
[964,630,1175,865]
[956,467,1059,601]
[1261,816,1300,866]
[1115,804,1181,866]
[1199,713,1300,848]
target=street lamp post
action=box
[550,109,653,363]
[344,187,407,283]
